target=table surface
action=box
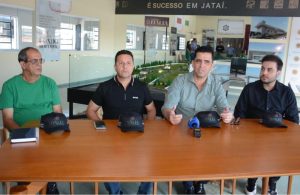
[0,119,299,182]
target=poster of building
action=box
[250,17,288,39]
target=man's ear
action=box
[276,70,281,77]
[20,62,26,70]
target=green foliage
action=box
[136,63,188,89]
[132,67,140,75]
[138,60,168,68]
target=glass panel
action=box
[0,14,15,49]
[126,29,136,49]
[60,22,74,50]
[178,36,185,50]
[144,26,173,64]
[84,20,99,50]
[126,25,144,50]
[69,54,114,87]
[21,25,32,43]
[162,34,169,50]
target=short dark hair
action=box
[194,46,214,61]
[115,50,134,64]
[18,47,40,63]
[261,55,283,71]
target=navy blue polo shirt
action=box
[91,76,153,119]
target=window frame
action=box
[0,5,100,51]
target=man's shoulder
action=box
[40,75,55,82]
[277,81,289,89]
[4,75,22,85]
[173,73,192,86]
[39,75,58,86]
[245,80,260,89]
[2,75,26,89]
[209,74,221,81]
[276,81,294,93]
[98,77,115,88]
[175,72,190,81]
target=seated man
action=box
[0,47,62,194]
[234,55,299,195]
[87,50,156,194]
[162,46,234,194]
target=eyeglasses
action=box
[26,58,45,65]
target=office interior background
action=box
[1,0,300,194]
[1,0,300,103]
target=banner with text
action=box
[36,0,61,61]
[116,0,300,16]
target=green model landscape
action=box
[134,61,189,90]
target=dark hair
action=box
[18,47,40,63]
[186,41,191,51]
[115,50,134,64]
[194,46,214,61]
[261,55,283,71]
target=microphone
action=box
[188,116,201,138]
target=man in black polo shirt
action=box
[234,54,299,195]
[86,49,156,194]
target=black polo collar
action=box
[258,80,279,92]
[113,75,135,87]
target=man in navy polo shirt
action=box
[86,50,156,194]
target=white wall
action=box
[0,0,117,90]
[0,1,198,89]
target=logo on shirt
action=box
[132,96,139,99]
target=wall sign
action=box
[218,20,244,35]
[145,16,169,27]
[116,0,300,16]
